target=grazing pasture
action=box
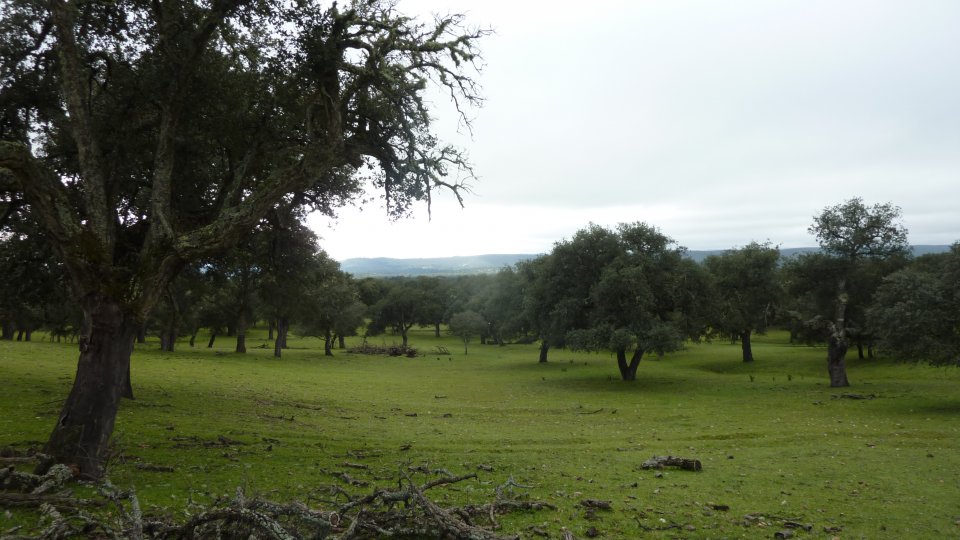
[2,329,958,538]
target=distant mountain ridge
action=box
[340,245,951,277]
[339,254,539,277]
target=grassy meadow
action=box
[1,328,959,538]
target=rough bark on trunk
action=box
[324,329,333,356]
[538,341,549,363]
[740,330,754,363]
[827,335,850,387]
[827,280,851,387]
[235,314,246,353]
[274,318,287,358]
[40,296,135,480]
[160,326,175,352]
[617,348,644,381]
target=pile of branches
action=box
[1,455,555,540]
[346,344,419,358]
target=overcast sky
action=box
[309,0,960,261]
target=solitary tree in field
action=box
[705,242,781,362]
[0,0,485,479]
[809,198,909,386]
[567,223,709,381]
[448,310,486,354]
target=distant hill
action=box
[340,254,539,277]
[341,245,951,276]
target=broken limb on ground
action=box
[0,449,556,539]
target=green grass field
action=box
[2,329,958,538]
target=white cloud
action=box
[311,0,960,260]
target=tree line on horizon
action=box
[5,198,958,379]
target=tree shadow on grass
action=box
[896,399,960,416]
[529,371,699,396]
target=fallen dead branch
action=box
[640,455,703,472]
[346,344,419,357]
[0,464,552,539]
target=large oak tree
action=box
[808,198,909,387]
[704,242,781,363]
[0,0,485,478]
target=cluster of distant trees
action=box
[4,198,957,382]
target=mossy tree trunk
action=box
[827,281,851,387]
[324,328,333,356]
[41,294,137,479]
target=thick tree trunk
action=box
[740,330,754,363]
[617,348,644,381]
[40,296,135,480]
[236,314,246,353]
[827,335,850,387]
[538,341,549,363]
[207,330,217,348]
[324,328,333,356]
[827,279,851,387]
[274,318,286,358]
[160,326,175,352]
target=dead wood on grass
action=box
[0,463,553,539]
